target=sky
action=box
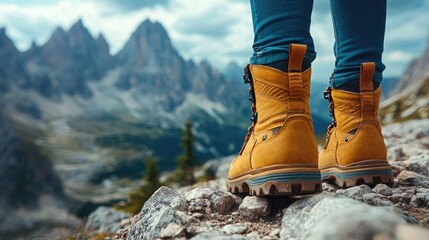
[0,0,428,82]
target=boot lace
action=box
[323,85,336,149]
[239,64,258,154]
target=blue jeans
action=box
[250,0,386,88]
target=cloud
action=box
[0,0,428,80]
[0,0,57,7]
[387,0,427,13]
[175,11,236,38]
[93,0,170,13]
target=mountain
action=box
[395,42,429,92]
[0,27,26,92]
[21,20,114,99]
[0,19,250,213]
[380,39,429,123]
[222,61,246,86]
[0,19,330,216]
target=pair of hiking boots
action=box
[227,44,393,196]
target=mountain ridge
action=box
[0,19,252,212]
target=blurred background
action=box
[0,0,428,239]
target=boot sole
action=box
[227,165,322,196]
[320,160,394,188]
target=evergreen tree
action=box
[142,156,160,193]
[177,119,196,186]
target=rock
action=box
[246,232,260,239]
[410,193,429,207]
[392,146,406,161]
[363,193,392,206]
[129,206,182,240]
[147,186,188,211]
[402,156,429,176]
[85,206,130,234]
[185,188,215,201]
[390,193,412,204]
[269,228,281,237]
[238,196,271,221]
[191,232,250,240]
[188,198,211,213]
[185,187,235,214]
[322,182,337,193]
[391,191,412,202]
[280,194,405,240]
[391,187,403,195]
[228,192,244,206]
[187,224,216,235]
[395,224,429,240]
[160,223,185,239]
[176,210,196,225]
[336,185,372,201]
[417,188,429,193]
[127,186,188,240]
[372,184,393,196]
[221,223,248,234]
[396,170,429,187]
[211,191,236,213]
[192,212,204,219]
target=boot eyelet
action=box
[345,136,349,142]
[262,134,267,141]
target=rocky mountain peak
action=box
[96,33,109,49]
[116,19,179,69]
[30,40,38,49]
[396,38,429,91]
[0,27,24,91]
[48,27,68,44]
[0,27,18,53]
[135,19,169,38]
[0,27,7,40]
[68,19,95,48]
[380,38,429,123]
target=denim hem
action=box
[250,50,316,65]
[331,71,383,89]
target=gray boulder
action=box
[238,196,270,221]
[127,186,188,240]
[336,185,372,201]
[86,206,130,234]
[185,187,235,214]
[280,194,406,240]
[396,170,429,187]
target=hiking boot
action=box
[226,44,321,196]
[319,62,394,187]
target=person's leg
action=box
[250,0,315,71]
[227,0,322,196]
[319,0,393,188]
[330,0,387,91]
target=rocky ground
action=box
[83,119,429,240]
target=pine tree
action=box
[177,119,196,186]
[143,156,160,192]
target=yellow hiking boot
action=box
[226,44,321,196]
[319,62,394,187]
